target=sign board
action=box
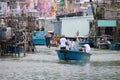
[97,20,117,27]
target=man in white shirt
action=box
[68,39,76,50]
[45,33,52,48]
[59,35,67,50]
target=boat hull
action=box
[56,50,91,60]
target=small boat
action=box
[56,49,91,60]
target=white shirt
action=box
[60,37,67,47]
[84,44,91,53]
[68,40,76,50]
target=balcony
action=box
[56,12,83,20]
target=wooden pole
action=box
[24,32,27,56]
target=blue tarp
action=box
[32,31,48,45]
[32,31,47,39]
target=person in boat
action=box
[82,43,91,53]
[59,35,67,50]
[68,38,76,50]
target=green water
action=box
[0,46,120,80]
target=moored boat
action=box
[32,31,47,45]
[56,49,91,60]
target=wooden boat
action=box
[56,49,91,60]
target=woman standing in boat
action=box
[59,35,67,50]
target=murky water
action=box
[0,46,120,80]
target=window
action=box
[69,0,72,4]
[75,0,80,3]
[75,0,84,4]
